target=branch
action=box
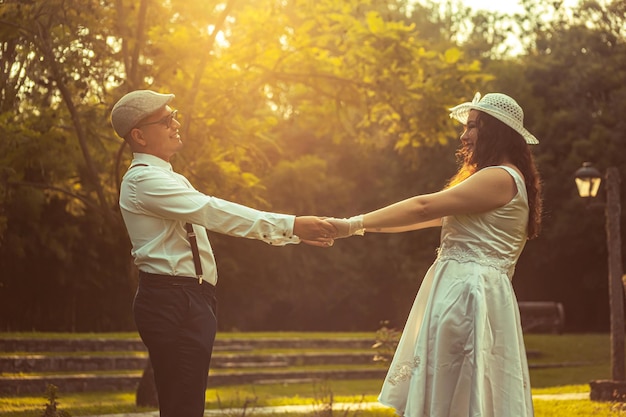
[129,0,149,87]
[247,65,367,104]
[6,180,105,214]
[34,20,114,222]
[181,0,239,141]
[115,140,129,196]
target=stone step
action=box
[0,368,388,395]
[0,360,584,396]
[0,337,374,353]
[0,352,375,373]
[0,355,148,373]
[219,361,289,369]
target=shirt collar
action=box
[132,153,173,171]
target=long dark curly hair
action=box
[447,112,543,239]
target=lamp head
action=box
[575,162,602,198]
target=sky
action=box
[464,0,580,14]
[451,0,581,54]
[467,0,526,13]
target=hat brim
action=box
[449,102,539,145]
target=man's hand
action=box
[294,216,336,247]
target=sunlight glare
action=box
[207,25,230,49]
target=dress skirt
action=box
[378,257,534,417]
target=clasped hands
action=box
[294,215,365,248]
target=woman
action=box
[330,92,542,417]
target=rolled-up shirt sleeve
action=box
[128,167,300,246]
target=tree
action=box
[0,0,487,331]
[0,0,134,331]
[480,0,626,330]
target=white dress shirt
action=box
[119,153,300,285]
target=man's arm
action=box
[130,170,336,246]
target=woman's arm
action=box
[366,218,442,233]
[361,167,517,229]
[329,167,517,237]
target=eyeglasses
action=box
[136,110,179,130]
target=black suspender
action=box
[129,163,204,284]
[185,223,204,284]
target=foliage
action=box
[214,391,259,417]
[1,0,481,332]
[310,380,366,417]
[0,0,625,333]
[40,384,71,417]
[479,0,626,331]
[372,321,401,364]
[0,0,135,331]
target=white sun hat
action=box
[449,92,539,144]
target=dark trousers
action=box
[133,272,217,417]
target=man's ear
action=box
[128,128,147,147]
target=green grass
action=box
[525,333,609,363]
[1,381,624,417]
[205,379,383,406]
[1,333,624,417]
[0,391,152,417]
[1,380,383,417]
[534,398,626,416]
[524,333,610,388]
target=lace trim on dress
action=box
[436,246,515,276]
[387,356,421,386]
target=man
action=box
[111,90,336,417]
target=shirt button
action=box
[263,234,268,238]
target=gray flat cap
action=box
[111,90,175,138]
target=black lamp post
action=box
[575,162,626,401]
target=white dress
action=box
[378,166,534,417]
